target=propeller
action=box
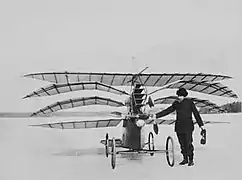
[149,113,159,135]
[147,96,154,108]
[145,96,158,134]
[153,123,159,135]
[126,67,149,85]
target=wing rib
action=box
[24,82,129,98]
[31,96,125,116]
[165,80,238,98]
[30,118,123,129]
[23,72,232,86]
[154,96,226,113]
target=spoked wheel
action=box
[165,136,175,167]
[110,137,116,169]
[105,133,109,158]
[148,132,154,156]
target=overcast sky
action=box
[0,0,241,112]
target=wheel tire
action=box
[165,136,175,167]
[111,137,116,169]
[148,132,154,156]
[105,133,109,158]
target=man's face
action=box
[178,96,184,101]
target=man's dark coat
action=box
[156,98,204,133]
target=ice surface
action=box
[0,113,241,180]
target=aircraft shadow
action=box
[52,147,105,157]
[52,147,145,161]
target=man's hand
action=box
[200,125,205,130]
[138,113,149,120]
[149,113,157,124]
[149,113,156,119]
[200,126,206,145]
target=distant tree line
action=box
[220,101,242,113]
[200,101,242,114]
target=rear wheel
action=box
[111,137,116,169]
[148,132,154,156]
[165,136,175,167]
[105,133,109,158]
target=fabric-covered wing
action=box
[31,96,125,116]
[165,80,238,98]
[145,118,230,125]
[23,82,129,99]
[154,96,227,113]
[24,72,231,87]
[30,118,123,129]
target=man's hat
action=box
[176,88,188,97]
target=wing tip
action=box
[23,95,30,99]
[22,74,32,78]
[29,124,37,127]
[28,124,44,128]
[29,124,49,128]
[30,113,36,117]
[232,94,239,99]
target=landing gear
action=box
[165,136,175,167]
[110,137,116,169]
[148,132,154,156]
[102,132,175,169]
[105,133,109,158]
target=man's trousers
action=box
[176,131,194,160]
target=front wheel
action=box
[165,136,175,167]
[148,132,154,156]
[111,137,116,169]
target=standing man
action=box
[153,88,205,166]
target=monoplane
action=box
[23,67,238,169]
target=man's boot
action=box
[179,155,188,165]
[188,156,194,166]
